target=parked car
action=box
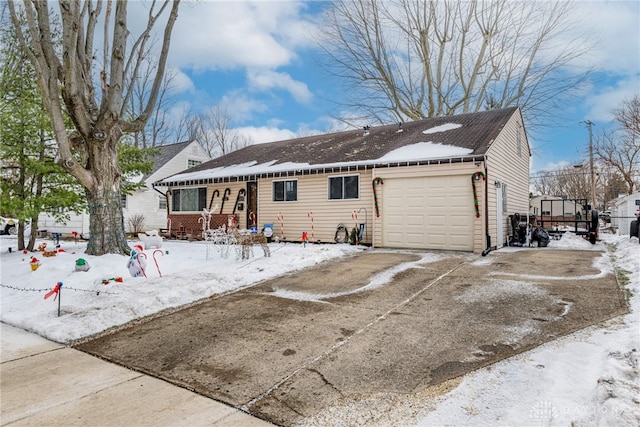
[0,216,30,236]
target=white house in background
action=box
[123,140,210,231]
[609,192,640,235]
[38,140,210,237]
[529,195,580,217]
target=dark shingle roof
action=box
[163,107,519,184]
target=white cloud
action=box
[583,76,640,124]
[167,1,316,71]
[247,69,313,104]
[235,126,298,144]
[571,1,640,75]
[166,67,195,94]
[219,91,270,122]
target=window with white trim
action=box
[158,194,167,210]
[171,187,207,212]
[187,159,202,168]
[328,175,359,200]
[273,180,297,202]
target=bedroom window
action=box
[273,180,297,202]
[329,175,359,200]
[171,188,207,212]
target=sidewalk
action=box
[0,323,272,426]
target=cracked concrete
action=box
[75,249,627,426]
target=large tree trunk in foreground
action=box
[84,135,130,255]
[86,186,130,256]
[8,1,181,256]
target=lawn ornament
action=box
[102,277,123,285]
[75,258,90,272]
[138,230,163,249]
[30,257,40,271]
[127,246,147,278]
[152,250,164,277]
[234,230,270,260]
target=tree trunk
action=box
[84,135,130,256]
[85,186,130,255]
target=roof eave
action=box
[154,154,487,187]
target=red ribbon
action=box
[44,282,62,300]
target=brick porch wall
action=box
[167,214,238,239]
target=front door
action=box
[247,182,258,227]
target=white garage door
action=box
[382,175,474,250]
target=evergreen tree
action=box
[0,9,84,251]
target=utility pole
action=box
[582,120,596,210]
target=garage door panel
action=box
[382,176,474,250]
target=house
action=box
[38,140,210,237]
[155,107,530,253]
[123,140,210,231]
[609,192,640,235]
[530,195,582,217]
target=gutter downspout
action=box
[372,166,376,248]
[481,156,492,256]
[152,184,171,219]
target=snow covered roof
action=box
[157,107,519,186]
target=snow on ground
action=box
[0,237,362,343]
[415,233,640,427]
[1,232,638,425]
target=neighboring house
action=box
[38,140,210,236]
[156,107,530,253]
[123,140,210,231]
[530,195,580,217]
[609,192,640,235]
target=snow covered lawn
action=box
[1,232,638,425]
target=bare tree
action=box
[127,54,180,148]
[595,96,640,195]
[8,1,180,255]
[192,105,252,158]
[173,108,199,144]
[319,0,592,128]
[532,165,592,200]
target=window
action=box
[158,194,167,210]
[187,159,202,168]
[516,125,522,157]
[329,175,359,200]
[501,183,508,213]
[171,188,207,212]
[273,180,297,202]
[121,194,127,209]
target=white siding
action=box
[125,142,210,231]
[485,111,531,248]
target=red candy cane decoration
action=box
[471,171,486,218]
[308,212,314,243]
[136,252,148,278]
[372,177,384,217]
[249,211,257,227]
[278,212,285,240]
[153,250,163,277]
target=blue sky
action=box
[153,1,639,174]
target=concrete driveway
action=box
[75,249,627,426]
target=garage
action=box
[382,175,475,250]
